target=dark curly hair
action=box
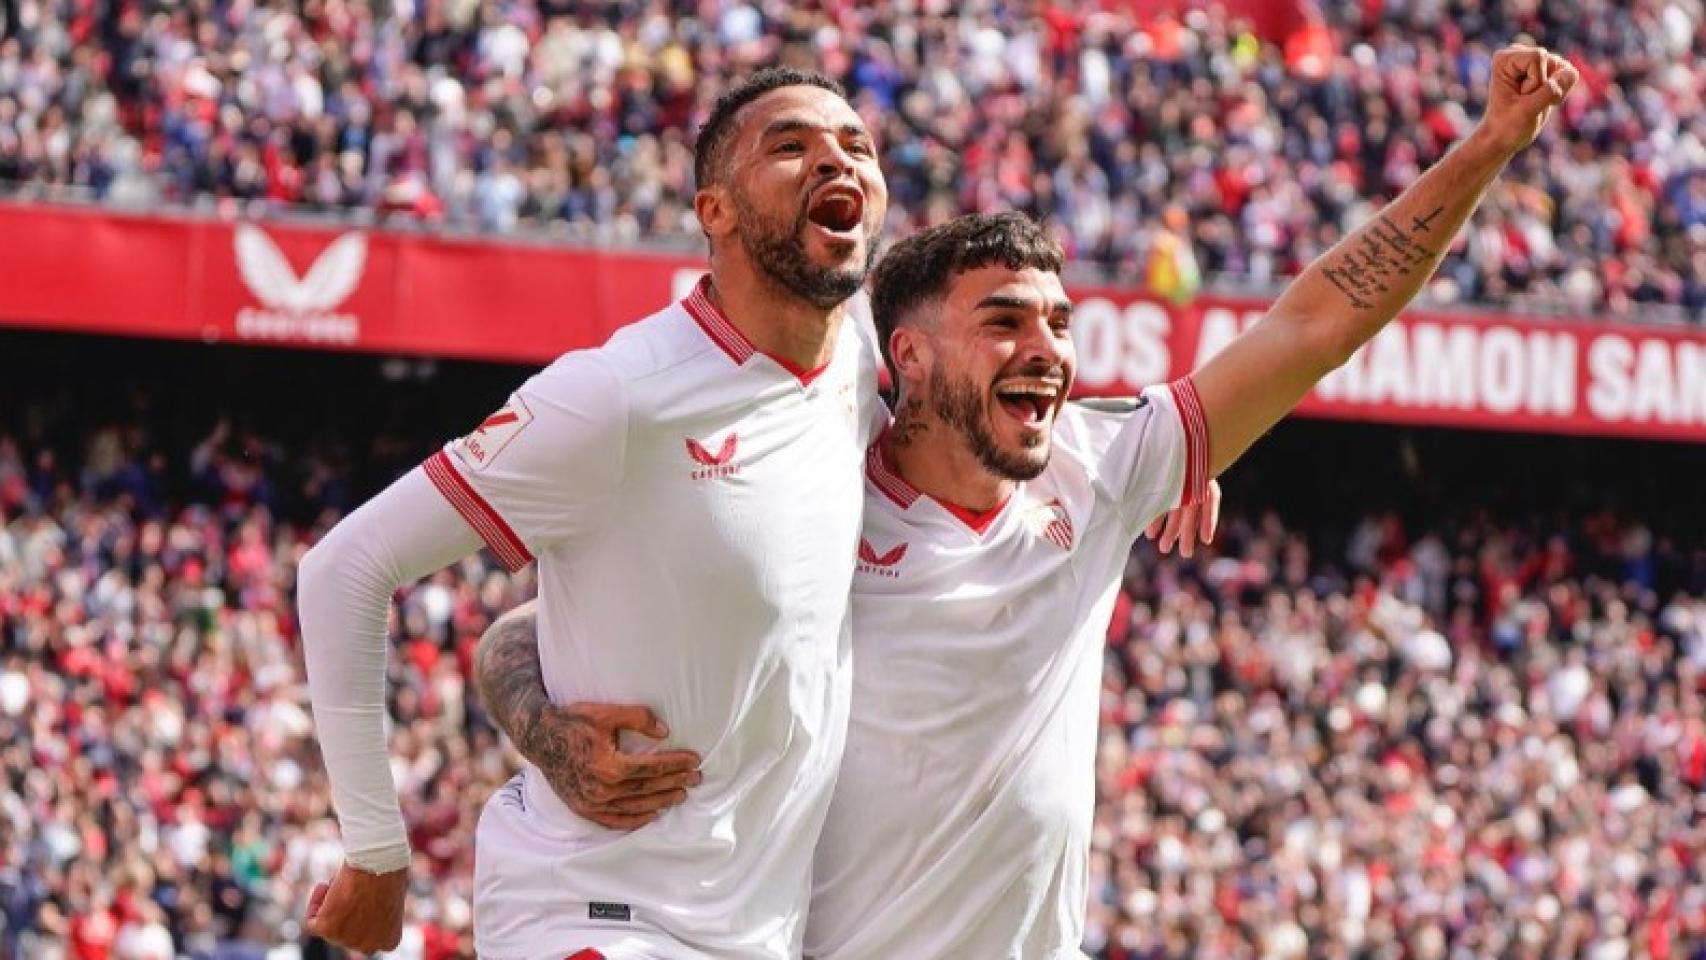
[868,212,1065,379]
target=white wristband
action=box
[346,842,413,875]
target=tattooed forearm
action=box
[524,706,605,809]
[1250,132,1509,396]
[472,604,695,829]
[474,604,551,753]
[1321,208,1444,311]
[473,604,618,813]
[1409,206,1444,233]
[1296,127,1513,327]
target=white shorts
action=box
[473,772,714,960]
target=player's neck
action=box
[704,269,844,374]
[882,401,1015,513]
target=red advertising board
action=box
[1067,287,1706,443]
[0,201,699,363]
[2,201,1702,442]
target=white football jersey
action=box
[430,278,884,960]
[805,380,1208,960]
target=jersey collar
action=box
[865,435,1010,535]
[865,436,920,509]
[681,275,831,386]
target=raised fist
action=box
[1477,45,1579,156]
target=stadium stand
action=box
[4,0,1706,956]
[1,0,1705,320]
[1,332,1702,959]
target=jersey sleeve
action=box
[423,350,627,570]
[298,467,484,871]
[1062,376,1210,533]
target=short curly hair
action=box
[693,68,847,189]
[868,212,1066,379]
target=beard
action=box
[731,189,874,309]
[929,356,1051,482]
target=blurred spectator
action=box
[2,0,1705,321]
[1090,509,1706,958]
[0,412,519,959]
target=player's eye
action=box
[774,140,804,155]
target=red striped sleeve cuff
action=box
[1166,377,1210,508]
[423,450,533,572]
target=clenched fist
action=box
[1475,45,1579,157]
[304,862,407,954]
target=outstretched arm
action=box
[1194,45,1578,475]
[475,603,702,830]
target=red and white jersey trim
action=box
[1166,376,1210,508]
[864,439,920,509]
[681,275,831,386]
[863,437,1012,533]
[681,276,757,366]
[424,450,533,571]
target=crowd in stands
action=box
[1,381,1703,959]
[3,0,1706,321]
[0,412,515,959]
[1093,509,1706,959]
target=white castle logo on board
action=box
[234,224,365,344]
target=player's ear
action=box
[694,187,735,240]
[889,325,930,387]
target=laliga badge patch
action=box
[458,394,534,470]
[1022,498,1075,550]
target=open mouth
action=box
[806,184,865,236]
[993,379,1061,427]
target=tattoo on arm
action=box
[475,610,550,754]
[523,703,604,811]
[1321,206,1445,311]
[473,608,609,810]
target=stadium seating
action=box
[1,1,1704,321]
